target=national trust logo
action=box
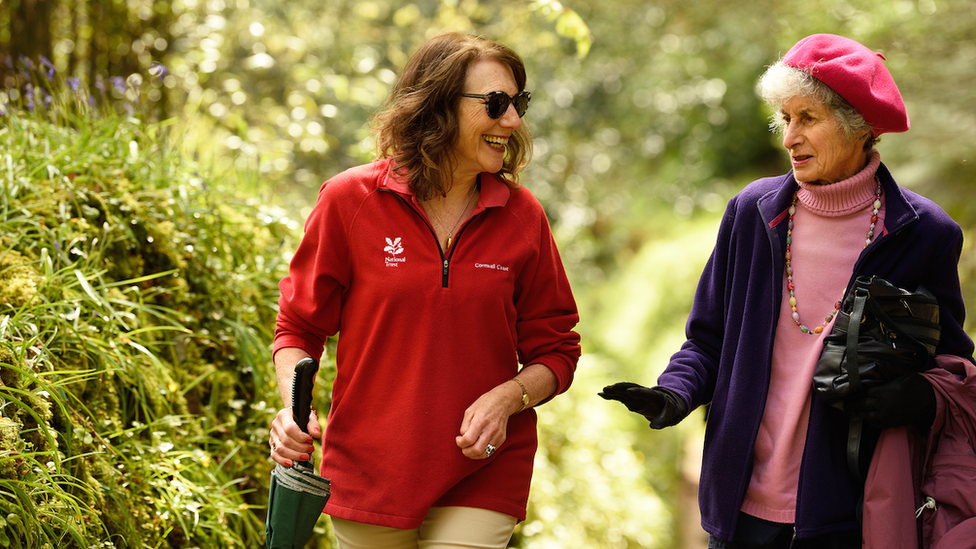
[384,237,405,267]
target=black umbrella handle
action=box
[291,357,319,434]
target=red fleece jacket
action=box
[274,159,581,528]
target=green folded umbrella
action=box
[266,358,331,549]
[266,460,331,548]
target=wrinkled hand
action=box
[845,373,936,429]
[599,382,686,429]
[456,382,518,460]
[269,406,322,467]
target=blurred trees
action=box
[3,0,974,547]
[5,0,971,274]
[0,0,179,112]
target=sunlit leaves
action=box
[1,80,296,546]
[531,0,594,58]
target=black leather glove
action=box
[598,382,686,429]
[844,372,936,429]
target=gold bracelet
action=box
[512,377,529,413]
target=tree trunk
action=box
[10,0,53,60]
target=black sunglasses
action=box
[460,91,531,119]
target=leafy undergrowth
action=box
[0,76,332,547]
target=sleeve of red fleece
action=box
[273,179,353,361]
[513,206,581,400]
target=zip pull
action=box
[915,496,936,518]
[443,259,449,276]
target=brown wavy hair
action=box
[372,33,531,201]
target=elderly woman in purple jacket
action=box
[601,34,975,548]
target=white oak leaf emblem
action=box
[384,237,404,255]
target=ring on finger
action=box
[270,438,278,452]
[485,443,496,457]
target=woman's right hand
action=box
[598,382,687,429]
[269,405,322,467]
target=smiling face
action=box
[780,95,869,185]
[453,58,524,185]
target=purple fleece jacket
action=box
[657,162,975,541]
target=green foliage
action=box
[0,69,297,547]
[2,1,975,548]
[523,359,675,548]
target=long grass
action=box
[0,59,302,547]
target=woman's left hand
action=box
[269,405,321,467]
[455,381,523,460]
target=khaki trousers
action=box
[331,506,517,549]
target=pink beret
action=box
[783,34,909,136]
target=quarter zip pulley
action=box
[380,188,476,289]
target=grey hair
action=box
[758,61,878,150]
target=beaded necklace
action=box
[785,180,883,334]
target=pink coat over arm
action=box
[863,355,976,548]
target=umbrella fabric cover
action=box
[266,460,331,549]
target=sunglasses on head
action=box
[461,91,531,119]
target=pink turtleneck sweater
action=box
[741,150,886,524]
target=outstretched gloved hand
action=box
[598,382,687,429]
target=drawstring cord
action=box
[916,496,937,518]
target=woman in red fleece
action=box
[268,33,581,548]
